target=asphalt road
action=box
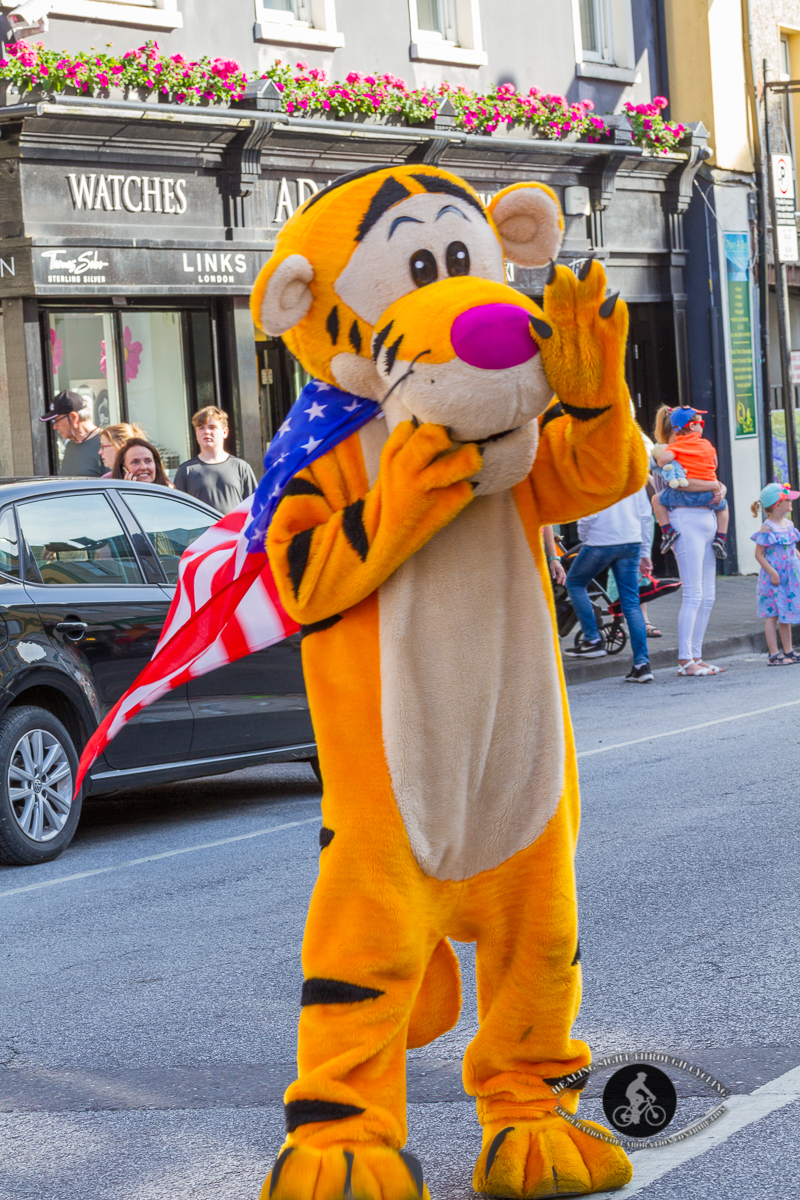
[1,652,799,1200]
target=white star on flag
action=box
[302,435,322,453]
[277,419,291,436]
[344,401,359,412]
[305,401,327,420]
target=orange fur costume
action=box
[251,165,647,1200]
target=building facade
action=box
[0,0,724,558]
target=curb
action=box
[562,630,769,685]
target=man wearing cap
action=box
[40,391,104,478]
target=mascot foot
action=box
[261,1142,430,1200]
[472,1117,632,1198]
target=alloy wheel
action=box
[8,729,73,843]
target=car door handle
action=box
[55,620,88,642]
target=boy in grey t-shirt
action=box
[174,406,258,515]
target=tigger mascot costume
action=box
[251,164,646,1200]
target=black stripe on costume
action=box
[410,173,487,220]
[285,1099,366,1132]
[372,320,394,363]
[301,977,385,1005]
[281,477,324,498]
[343,1151,355,1198]
[357,176,412,241]
[349,320,362,354]
[343,498,369,561]
[269,1147,296,1198]
[540,402,564,429]
[302,164,394,213]
[326,305,340,345]
[287,528,314,598]
[300,614,342,638]
[319,826,335,849]
[561,401,612,423]
[385,335,404,374]
[572,939,581,965]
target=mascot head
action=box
[251,164,564,443]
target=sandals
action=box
[678,660,723,676]
[768,652,793,666]
[645,624,662,638]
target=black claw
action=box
[530,316,553,340]
[343,1150,355,1199]
[399,1151,425,1199]
[269,1147,296,1198]
[411,414,420,428]
[577,255,594,281]
[599,291,619,318]
[546,258,557,286]
[484,1127,515,1180]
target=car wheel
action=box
[309,756,323,786]
[0,706,83,866]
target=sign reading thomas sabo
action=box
[30,245,264,294]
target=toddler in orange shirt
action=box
[652,405,729,559]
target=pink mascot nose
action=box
[450,303,539,370]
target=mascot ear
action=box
[488,183,564,268]
[251,253,314,336]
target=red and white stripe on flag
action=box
[74,495,299,796]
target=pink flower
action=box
[50,327,63,373]
[122,326,142,382]
[295,60,308,70]
[346,70,363,84]
[653,96,668,109]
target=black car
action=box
[0,478,317,867]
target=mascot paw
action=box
[261,1142,430,1200]
[472,1117,632,1198]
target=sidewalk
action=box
[561,574,767,684]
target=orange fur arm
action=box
[528,402,648,526]
[268,420,481,625]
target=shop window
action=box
[572,0,637,83]
[409,0,487,67]
[48,312,123,472]
[40,0,182,31]
[254,0,345,50]
[45,308,217,480]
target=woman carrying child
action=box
[751,482,800,665]
[651,405,727,676]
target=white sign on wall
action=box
[772,154,799,263]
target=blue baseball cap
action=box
[670,406,707,432]
[761,482,799,507]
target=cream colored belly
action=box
[377,491,565,882]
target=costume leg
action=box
[458,761,632,1198]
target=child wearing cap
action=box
[651,406,729,559]
[751,482,800,665]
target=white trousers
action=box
[671,507,717,661]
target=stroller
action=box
[553,540,682,656]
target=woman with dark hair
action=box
[111,438,173,488]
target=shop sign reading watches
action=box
[68,172,188,215]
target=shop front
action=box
[1,97,709,532]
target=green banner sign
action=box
[724,232,757,438]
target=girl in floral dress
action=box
[751,482,800,665]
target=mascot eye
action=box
[409,249,438,288]
[446,241,470,277]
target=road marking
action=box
[0,815,321,899]
[576,696,800,759]
[594,1061,800,1196]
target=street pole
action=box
[763,61,800,491]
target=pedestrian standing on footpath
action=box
[39,391,104,477]
[98,423,148,477]
[173,406,258,515]
[564,487,654,683]
[111,439,173,487]
[751,482,800,666]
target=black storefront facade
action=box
[0,95,710,494]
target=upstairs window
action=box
[254,0,345,49]
[41,0,182,31]
[409,0,487,67]
[579,0,611,63]
[573,0,637,84]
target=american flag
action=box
[74,380,381,796]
